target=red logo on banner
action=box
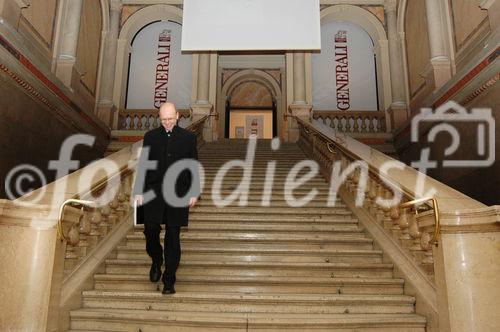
[334,30,350,110]
[154,30,171,109]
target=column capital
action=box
[384,0,397,13]
[110,0,122,13]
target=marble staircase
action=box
[68,139,426,331]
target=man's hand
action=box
[135,195,143,206]
[188,197,198,208]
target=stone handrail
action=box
[295,116,499,332]
[0,115,208,331]
[312,110,388,134]
[118,108,192,130]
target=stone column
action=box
[293,52,306,104]
[55,0,84,88]
[424,0,451,88]
[97,0,121,126]
[191,53,213,141]
[288,52,312,142]
[0,0,30,28]
[385,0,408,129]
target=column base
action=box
[55,58,79,90]
[287,103,312,142]
[191,102,214,142]
[430,57,452,89]
[191,102,212,116]
[388,103,408,131]
[97,102,116,128]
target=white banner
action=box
[127,21,192,109]
[312,21,378,111]
[153,30,171,108]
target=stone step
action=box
[125,232,370,244]
[195,199,345,208]
[201,178,328,186]
[125,231,372,251]
[94,274,404,295]
[116,245,382,263]
[199,154,309,159]
[198,188,336,195]
[197,195,344,206]
[188,214,357,223]
[82,290,415,314]
[105,260,393,278]
[201,168,324,175]
[116,247,381,264]
[189,206,352,216]
[70,309,426,332]
[131,222,361,233]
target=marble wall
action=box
[450,0,489,51]
[76,0,102,95]
[404,0,431,99]
[396,81,499,205]
[19,0,58,57]
[0,71,107,200]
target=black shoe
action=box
[162,284,176,294]
[149,261,162,282]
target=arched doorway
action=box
[218,69,284,140]
[224,80,277,139]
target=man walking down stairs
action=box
[69,139,427,331]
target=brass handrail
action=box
[400,197,440,246]
[326,142,335,153]
[57,199,96,241]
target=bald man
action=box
[134,102,199,294]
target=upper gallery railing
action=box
[118,108,192,130]
[312,110,387,134]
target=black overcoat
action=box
[134,125,199,226]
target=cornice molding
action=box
[479,0,497,9]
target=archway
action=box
[113,5,184,108]
[218,69,284,140]
[225,80,277,139]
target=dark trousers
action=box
[143,223,181,286]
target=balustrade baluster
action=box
[389,207,403,240]
[398,209,413,249]
[408,212,426,263]
[133,115,139,130]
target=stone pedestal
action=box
[388,103,408,131]
[97,103,116,128]
[430,57,452,89]
[0,202,60,331]
[434,206,500,332]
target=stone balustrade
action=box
[297,119,436,278]
[296,116,499,332]
[312,110,387,134]
[0,115,208,331]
